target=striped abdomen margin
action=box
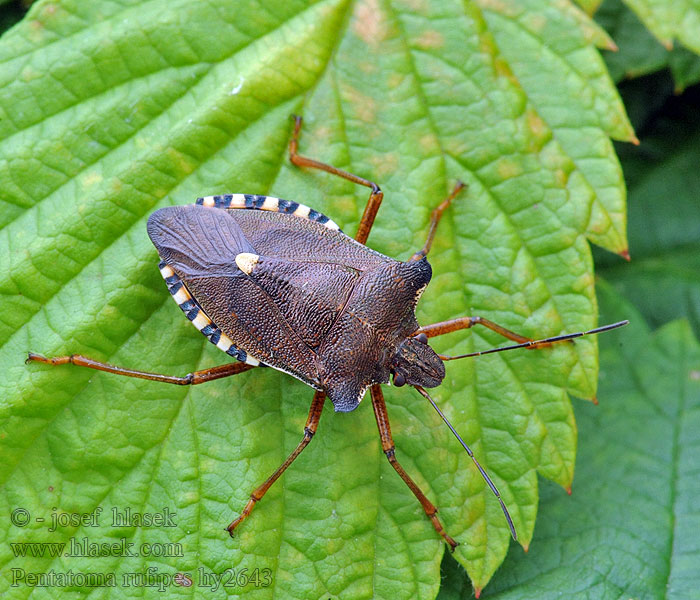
[157,260,262,367]
[196,194,342,232]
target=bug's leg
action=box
[26,352,255,385]
[288,115,383,245]
[417,316,531,344]
[369,384,458,551]
[416,316,561,350]
[226,390,326,536]
[410,181,465,261]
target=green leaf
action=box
[595,0,672,80]
[476,0,633,256]
[440,283,700,599]
[575,0,605,15]
[440,57,700,593]
[0,0,625,596]
[620,0,700,55]
[596,90,700,338]
[595,0,700,91]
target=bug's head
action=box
[391,333,445,388]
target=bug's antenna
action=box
[438,320,629,361]
[414,385,517,540]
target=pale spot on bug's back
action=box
[235,253,259,275]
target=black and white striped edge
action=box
[157,260,261,367]
[196,193,342,232]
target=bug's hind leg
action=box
[26,353,256,385]
[226,390,326,536]
[288,115,383,245]
[369,384,458,551]
[410,181,466,261]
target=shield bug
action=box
[27,115,628,550]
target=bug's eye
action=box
[393,373,406,387]
[415,333,428,344]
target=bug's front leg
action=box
[369,384,458,551]
[26,353,255,385]
[288,115,383,245]
[416,315,564,350]
[417,316,534,344]
[424,320,628,361]
[226,390,326,536]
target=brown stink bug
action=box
[27,115,627,549]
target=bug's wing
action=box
[147,205,320,387]
[147,204,255,278]
[227,208,389,271]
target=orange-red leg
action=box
[370,384,458,551]
[288,115,383,245]
[410,181,465,261]
[226,390,326,535]
[26,352,255,385]
[417,316,533,344]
